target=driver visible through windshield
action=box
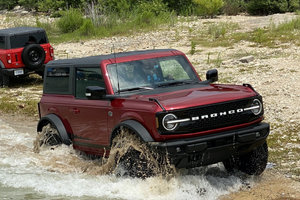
[107,55,198,93]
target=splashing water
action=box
[0,118,253,200]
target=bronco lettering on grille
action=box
[197,108,245,121]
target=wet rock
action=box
[239,55,254,63]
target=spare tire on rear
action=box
[22,44,46,70]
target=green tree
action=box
[162,0,194,15]
[18,0,39,11]
[245,0,296,15]
[223,0,246,15]
[193,0,224,17]
[0,0,18,10]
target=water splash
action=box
[0,118,250,200]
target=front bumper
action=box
[150,122,270,168]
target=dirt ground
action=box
[0,11,300,199]
[222,172,300,200]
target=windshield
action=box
[107,55,199,93]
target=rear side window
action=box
[75,67,105,99]
[44,67,71,94]
[10,31,48,49]
[0,36,5,49]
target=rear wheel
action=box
[223,142,268,175]
[0,70,9,87]
[2,74,9,87]
[33,123,62,153]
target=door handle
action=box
[72,108,80,114]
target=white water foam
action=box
[0,118,250,200]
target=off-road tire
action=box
[0,70,9,87]
[22,44,46,70]
[111,129,161,178]
[223,142,268,176]
[38,123,63,147]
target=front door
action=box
[69,67,110,153]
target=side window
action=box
[160,59,190,80]
[44,67,71,94]
[9,32,48,49]
[75,67,104,99]
[10,35,28,49]
[0,36,5,49]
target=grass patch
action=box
[267,122,300,179]
[192,16,300,48]
[34,8,176,44]
[0,75,42,116]
[206,52,223,67]
[192,22,241,48]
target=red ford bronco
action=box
[0,27,54,87]
[37,49,269,176]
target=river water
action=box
[0,117,255,200]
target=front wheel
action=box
[223,142,268,176]
[111,128,173,178]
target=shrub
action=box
[18,0,39,11]
[79,19,96,36]
[162,0,194,15]
[38,0,65,13]
[287,0,300,11]
[208,23,227,38]
[135,0,168,16]
[0,0,18,10]
[246,0,289,15]
[251,28,268,43]
[193,0,224,17]
[100,0,134,17]
[190,40,196,55]
[223,0,246,15]
[57,8,84,33]
[132,0,170,27]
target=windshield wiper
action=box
[155,80,197,88]
[119,86,154,92]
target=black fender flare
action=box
[37,114,72,145]
[110,120,154,145]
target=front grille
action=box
[157,96,263,135]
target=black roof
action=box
[47,49,178,67]
[0,27,45,36]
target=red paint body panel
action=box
[0,43,53,69]
[129,84,256,111]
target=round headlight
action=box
[252,99,262,115]
[162,114,178,131]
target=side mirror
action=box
[206,69,218,83]
[86,86,106,100]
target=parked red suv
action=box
[0,27,54,87]
[37,49,269,176]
